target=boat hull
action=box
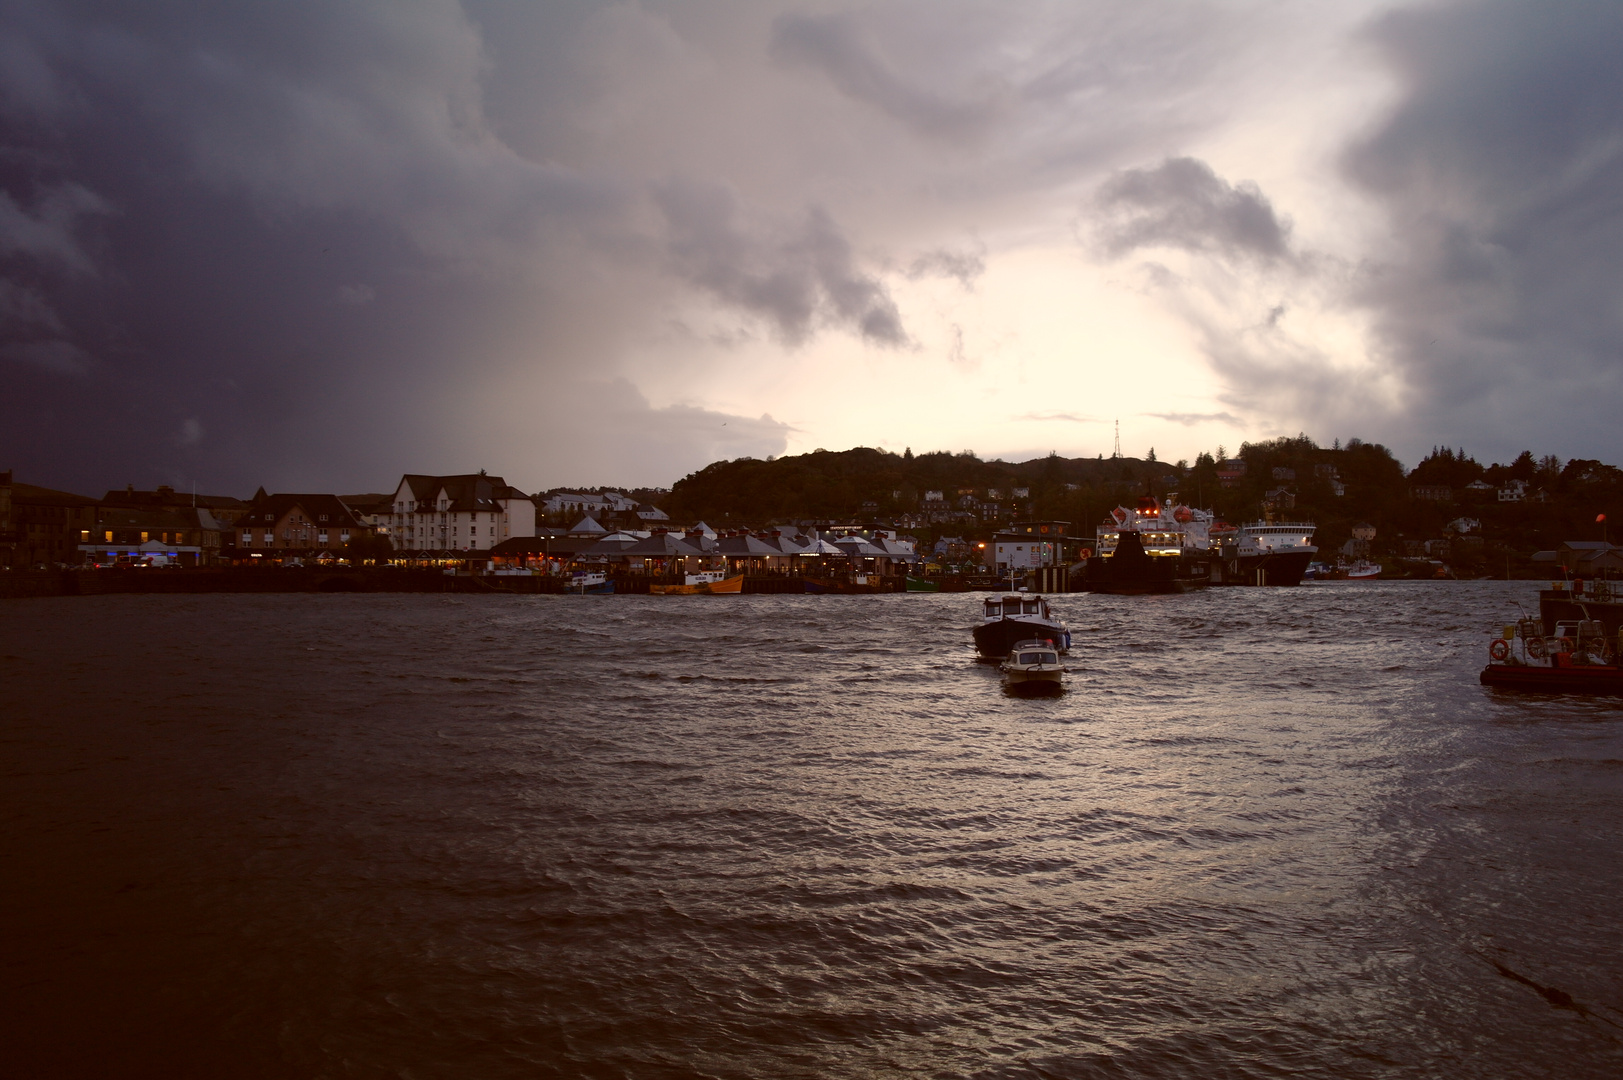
[973,619,1069,659]
[1221,549,1315,587]
[1480,662,1623,695]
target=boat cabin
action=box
[983,594,1051,621]
[1013,645,1059,666]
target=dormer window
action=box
[319,514,328,522]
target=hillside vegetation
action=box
[665,438,1623,574]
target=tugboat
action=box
[1480,616,1623,694]
[973,593,1071,660]
[1000,638,1065,693]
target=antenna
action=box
[1113,420,1121,459]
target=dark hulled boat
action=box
[1085,530,1208,594]
[972,594,1070,660]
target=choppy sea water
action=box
[2,582,1621,1079]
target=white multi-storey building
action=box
[388,473,535,553]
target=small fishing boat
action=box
[1000,639,1065,692]
[905,576,939,592]
[973,593,1070,659]
[650,571,744,595]
[1480,617,1623,694]
[568,571,614,594]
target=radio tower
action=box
[1112,419,1121,459]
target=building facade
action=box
[0,472,99,568]
[233,492,370,557]
[388,474,535,553]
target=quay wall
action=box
[0,570,912,600]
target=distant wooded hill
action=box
[664,438,1623,572]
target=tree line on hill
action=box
[663,438,1623,574]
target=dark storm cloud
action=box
[653,177,906,347]
[768,12,1006,141]
[1344,0,1623,457]
[0,1,796,494]
[1093,157,1292,263]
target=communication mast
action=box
[1112,419,1121,459]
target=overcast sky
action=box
[3,0,1621,496]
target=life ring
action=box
[1488,639,1510,661]
[1526,636,1547,659]
[1555,636,1575,654]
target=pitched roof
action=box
[490,536,597,556]
[614,533,707,557]
[100,487,247,512]
[397,473,532,511]
[9,481,98,506]
[239,493,366,529]
[714,533,785,556]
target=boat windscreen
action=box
[1022,600,1040,614]
[1018,651,1057,665]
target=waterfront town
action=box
[4,436,1620,590]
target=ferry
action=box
[1217,521,1318,586]
[973,594,1071,660]
[1087,496,1213,593]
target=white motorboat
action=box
[1000,638,1065,691]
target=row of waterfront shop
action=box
[484,525,921,582]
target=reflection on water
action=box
[2,583,1620,1077]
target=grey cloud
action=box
[0,277,63,333]
[1143,411,1241,427]
[769,12,1005,140]
[653,178,906,347]
[174,417,203,447]
[1342,0,1623,458]
[0,181,109,272]
[1093,156,1292,262]
[2,338,89,375]
[548,379,792,486]
[1014,411,1098,423]
[906,246,985,288]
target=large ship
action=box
[1087,495,1318,588]
[1086,496,1214,593]
[1213,520,1319,586]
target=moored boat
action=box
[568,571,614,594]
[1480,616,1623,694]
[1000,639,1065,693]
[1087,496,1213,593]
[973,593,1071,659]
[1217,521,1318,586]
[651,572,744,595]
